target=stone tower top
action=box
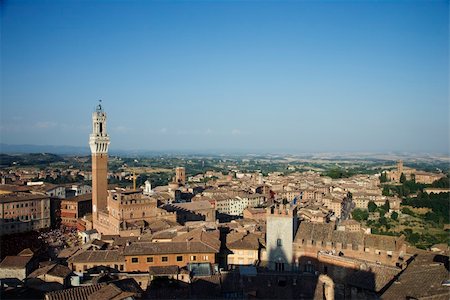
[267,203,297,217]
[89,100,110,154]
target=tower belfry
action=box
[89,101,110,228]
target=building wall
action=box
[0,197,51,235]
[38,274,66,285]
[70,261,125,273]
[60,199,92,228]
[293,239,405,268]
[0,267,27,280]
[124,252,215,272]
[227,249,258,266]
[46,186,66,199]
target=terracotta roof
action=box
[87,285,134,300]
[165,200,213,211]
[226,232,246,244]
[294,222,405,251]
[0,184,31,192]
[123,240,218,256]
[364,235,399,251]
[244,207,266,214]
[346,263,401,292]
[0,192,49,203]
[172,227,221,251]
[57,247,80,259]
[382,253,450,300]
[148,219,176,232]
[63,193,92,202]
[67,250,124,264]
[295,222,364,247]
[28,263,72,279]
[151,230,177,240]
[149,265,180,276]
[0,255,32,269]
[18,248,34,257]
[340,219,360,226]
[45,284,104,300]
[45,279,142,300]
[227,233,260,250]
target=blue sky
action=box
[1,0,448,154]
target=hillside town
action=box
[0,106,448,300]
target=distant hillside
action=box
[0,143,90,155]
[0,153,66,167]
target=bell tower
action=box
[89,101,110,228]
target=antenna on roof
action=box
[96,99,103,112]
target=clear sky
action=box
[1,0,448,154]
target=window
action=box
[162,256,168,262]
[176,256,183,262]
[147,257,153,263]
[277,239,282,247]
[120,265,124,271]
[203,255,209,260]
[190,255,196,261]
[131,257,139,263]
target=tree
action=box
[368,201,377,212]
[391,211,398,221]
[382,186,390,196]
[400,173,406,183]
[383,200,390,211]
[401,207,415,216]
[352,209,369,222]
[380,172,388,183]
[431,176,450,188]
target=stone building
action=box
[123,241,217,272]
[242,207,266,221]
[387,160,445,184]
[95,189,176,235]
[0,192,51,235]
[0,249,36,281]
[293,222,407,271]
[60,193,92,228]
[162,200,216,224]
[226,232,260,266]
[67,250,125,273]
[27,263,73,288]
[87,105,175,236]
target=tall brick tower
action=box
[397,160,403,175]
[175,167,186,185]
[89,101,110,228]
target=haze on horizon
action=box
[1,1,449,154]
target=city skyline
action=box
[1,1,449,154]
